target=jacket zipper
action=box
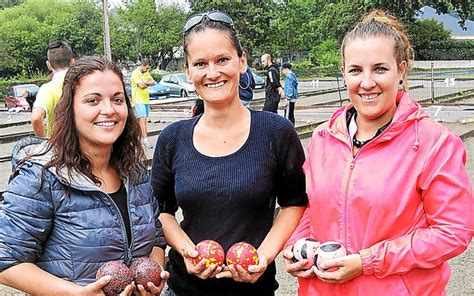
[105,190,133,265]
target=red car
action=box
[5,83,39,111]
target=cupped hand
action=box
[313,254,363,284]
[215,252,268,283]
[282,246,316,279]
[80,276,133,296]
[182,246,223,279]
[134,269,170,296]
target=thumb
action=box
[93,275,112,288]
[183,247,198,258]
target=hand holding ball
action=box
[291,238,319,269]
[95,260,132,296]
[315,241,347,272]
[193,240,225,267]
[226,242,259,271]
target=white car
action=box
[159,73,195,97]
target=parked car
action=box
[5,84,39,111]
[253,72,265,89]
[159,73,195,97]
[124,74,171,100]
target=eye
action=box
[375,66,388,72]
[113,97,125,104]
[86,97,99,104]
[218,57,230,64]
[193,61,206,68]
[348,68,361,74]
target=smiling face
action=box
[73,70,128,153]
[185,28,246,106]
[342,36,407,126]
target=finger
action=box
[235,265,252,281]
[319,258,343,270]
[183,247,198,259]
[282,248,294,260]
[199,264,217,279]
[146,282,161,294]
[160,270,170,281]
[119,283,134,296]
[136,284,147,295]
[296,268,317,279]
[191,259,207,274]
[286,259,309,273]
[91,275,112,289]
[208,265,223,278]
[215,270,232,279]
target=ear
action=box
[240,52,248,74]
[46,61,54,71]
[398,60,407,77]
[340,65,346,79]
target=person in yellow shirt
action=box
[131,59,156,149]
[31,40,74,137]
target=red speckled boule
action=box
[95,260,132,296]
[226,242,259,271]
[130,257,162,291]
[193,240,225,267]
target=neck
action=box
[80,144,114,175]
[355,105,396,139]
[200,97,249,129]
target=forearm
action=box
[0,263,80,296]
[159,213,195,256]
[149,246,166,268]
[31,117,45,137]
[258,206,305,263]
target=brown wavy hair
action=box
[41,55,146,185]
[341,9,414,91]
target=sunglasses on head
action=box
[183,11,234,33]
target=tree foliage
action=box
[0,0,102,77]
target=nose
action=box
[206,63,220,80]
[100,99,115,115]
[360,73,376,89]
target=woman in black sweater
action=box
[151,11,308,296]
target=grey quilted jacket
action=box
[0,137,166,285]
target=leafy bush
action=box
[417,40,474,60]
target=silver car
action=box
[159,73,195,97]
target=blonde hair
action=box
[341,10,413,91]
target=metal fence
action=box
[291,61,474,105]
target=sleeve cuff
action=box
[359,248,375,276]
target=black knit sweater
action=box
[151,109,308,296]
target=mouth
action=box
[205,81,226,88]
[359,93,379,102]
[94,121,117,127]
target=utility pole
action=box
[102,0,112,60]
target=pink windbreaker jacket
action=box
[291,92,473,295]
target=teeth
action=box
[95,122,115,127]
[361,94,378,100]
[207,81,225,88]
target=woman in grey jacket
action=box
[0,56,168,295]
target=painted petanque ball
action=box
[130,257,162,291]
[193,239,225,267]
[226,241,259,271]
[96,260,132,296]
[292,237,320,269]
[315,241,347,272]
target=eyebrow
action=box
[81,91,125,98]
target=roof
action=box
[416,6,474,38]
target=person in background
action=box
[0,56,168,295]
[281,62,298,125]
[151,11,307,296]
[31,40,74,138]
[239,64,256,107]
[283,10,473,296]
[261,54,284,113]
[131,58,156,149]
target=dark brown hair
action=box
[42,55,145,185]
[341,10,413,91]
[47,40,74,70]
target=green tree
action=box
[0,0,102,77]
[406,18,451,55]
[110,0,186,69]
[189,0,275,63]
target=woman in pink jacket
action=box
[283,10,474,295]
